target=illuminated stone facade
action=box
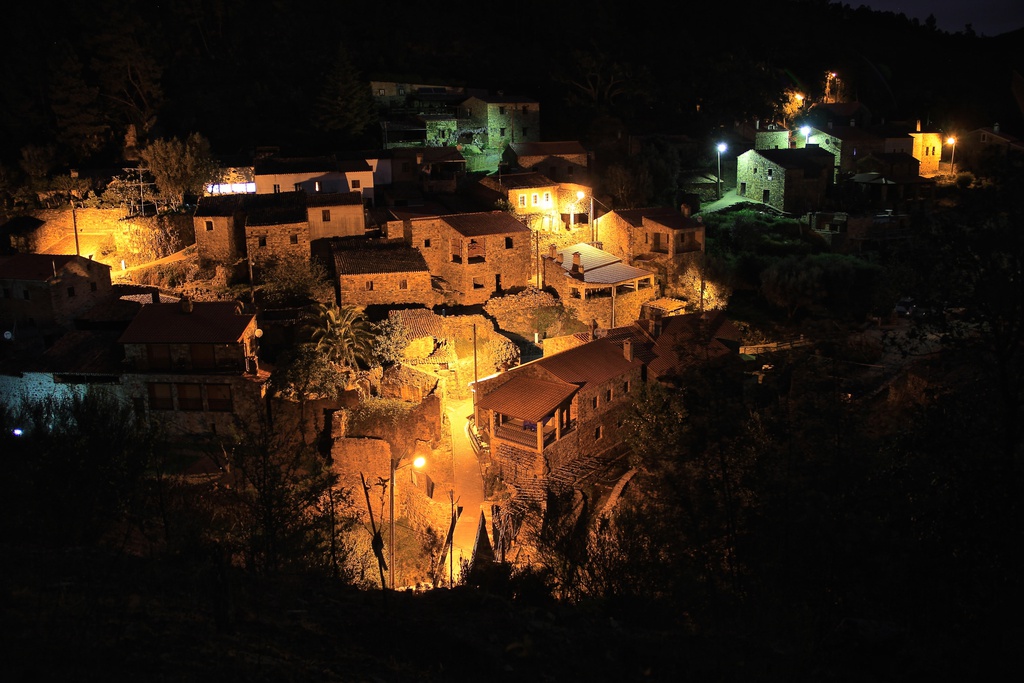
[736,147,834,213]
[462,95,540,151]
[0,253,113,331]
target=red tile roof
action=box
[475,376,578,422]
[118,301,254,344]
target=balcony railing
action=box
[494,418,575,450]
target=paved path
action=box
[445,396,485,585]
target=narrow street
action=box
[445,395,485,585]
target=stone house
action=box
[462,94,540,150]
[389,147,468,193]
[254,156,374,204]
[806,123,886,178]
[404,212,532,306]
[0,253,113,333]
[473,337,643,487]
[594,206,705,295]
[334,243,437,308]
[851,152,935,209]
[959,123,1024,169]
[117,299,268,435]
[194,194,246,265]
[504,141,590,183]
[753,122,791,150]
[477,172,560,230]
[542,242,658,329]
[243,191,311,267]
[736,147,835,213]
[306,191,365,240]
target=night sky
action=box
[847,0,1024,36]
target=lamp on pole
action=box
[716,143,727,199]
[801,125,812,148]
[389,454,426,590]
[946,136,957,176]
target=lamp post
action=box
[716,143,727,200]
[389,454,426,590]
[946,136,957,176]
[801,125,812,148]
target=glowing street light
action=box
[570,190,586,230]
[389,454,426,589]
[716,142,727,199]
[946,136,957,176]
[801,125,813,148]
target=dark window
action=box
[191,344,216,370]
[472,277,485,289]
[207,385,233,412]
[423,239,431,248]
[322,209,331,222]
[567,166,573,176]
[205,220,214,231]
[147,383,173,410]
[147,344,172,370]
[176,383,203,411]
[289,234,299,245]
[605,389,612,402]
[257,236,267,247]
[500,128,506,137]
[522,127,529,138]
[273,184,280,193]
[591,396,598,409]
[594,426,603,440]
[67,287,75,298]
[505,237,513,249]
[623,380,630,394]
[294,183,302,192]
[366,280,374,291]
[399,279,408,290]
[351,179,361,189]
[90,282,97,292]
[499,106,506,115]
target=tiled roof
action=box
[334,245,429,275]
[610,207,702,230]
[194,194,244,217]
[475,375,578,422]
[118,301,254,344]
[481,172,556,190]
[441,212,531,237]
[305,191,363,207]
[0,253,107,281]
[254,156,340,175]
[536,338,641,386]
[243,191,308,226]
[389,308,447,339]
[510,141,587,156]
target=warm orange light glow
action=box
[946,137,956,145]
[413,456,426,469]
[576,190,586,200]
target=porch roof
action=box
[475,376,577,422]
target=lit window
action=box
[518,195,526,208]
[543,192,550,205]
[314,181,321,192]
[377,89,385,96]
[322,209,331,222]
[532,193,539,206]
[205,220,214,231]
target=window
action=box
[500,127,506,137]
[207,385,233,412]
[505,237,513,249]
[366,280,374,291]
[522,105,530,114]
[594,426,603,440]
[518,194,526,208]
[205,220,214,232]
[289,234,299,245]
[273,184,280,193]
[605,388,612,402]
[176,383,203,411]
[191,344,215,370]
[591,396,598,409]
[424,238,431,248]
[623,380,630,394]
[147,344,172,370]
[472,277,485,289]
[767,168,773,180]
[322,209,331,222]
[147,383,173,411]
[522,127,529,138]
[543,191,550,205]
[753,166,758,174]
[257,236,267,247]
[532,193,539,206]
[402,162,411,173]
[499,106,506,115]
[294,183,302,192]
[399,279,408,290]
[314,181,321,192]
[397,87,405,95]
[351,179,361,189]
[377,88,385,96]
[566,166,573,176]
[67,286,75,298]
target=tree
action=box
[370,315,410,368]
[259,253,334,307]
[315,45,376,139]
[301,302,373,371]
[48,49,110,163]
[139,133,217,209]
[760,254,824,320]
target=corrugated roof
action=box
[118,301,253,344]
[475,376,578,422]
[551,243,653,284]
[441,212,531,237]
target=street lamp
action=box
[801,125,812,148]
[389,454,426,589]
[946,136,957,176]
[716,142,727,199]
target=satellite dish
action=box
[3,331,12,341]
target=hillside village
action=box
[2,4,1024,675]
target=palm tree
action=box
[301,302,373,371]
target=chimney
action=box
[681,203,691,218]
[555,252,564,264]
[623,339,634,362]
[549,244,557,258]
[571,252,583,273]
[916,119,921,132]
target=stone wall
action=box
[246,222,311,265]
[339,270,437,308]
[195,214,243,264]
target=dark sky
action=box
[841,0,1024,36]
